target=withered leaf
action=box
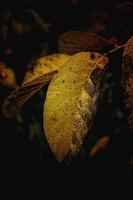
[71,55,109,155]
[44,52,108,162]
[58,31,114,55]
[3,71,56,118]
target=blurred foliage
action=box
[1,1,133,200]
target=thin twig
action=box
[93,44,127,69]
[104,44,126,55]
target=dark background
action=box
[1,0,133,199]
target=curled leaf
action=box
[44,52,108,161]
[58,31,114,55]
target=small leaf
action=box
[58,31,114,55]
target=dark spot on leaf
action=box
[79,99,82,107]
[90,53,95,60]
[72,133,78,145]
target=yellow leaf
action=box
[44,52,108,161]
[23,54,70,85]
[3,54,70,118]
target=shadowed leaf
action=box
[58,31,114,55]
[71,55,108,155]
[3,71,56,118]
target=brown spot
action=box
[72,133,78,145]
[90,53,95,60]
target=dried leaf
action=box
[44,52,108,161]
[71,55,108,155]
[3,54,70,118]
[3,71,56,118]
[122,36,133,131]
[58,31,114,55]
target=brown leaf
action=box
[3,71,56,118]
[58,31,114,55]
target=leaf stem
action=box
[104,44,126,55]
